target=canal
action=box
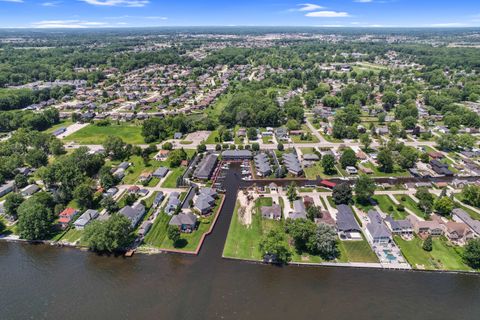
[1,165,480,319]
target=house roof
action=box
[169,213,197,226]
[336,205,361,232]
[261,204,281,218]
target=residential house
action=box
[222,150,253,161]
[138,172,152,184]
[385,216,413,237]
[452,208,480,237]
[430,160,453,176]
[282,153,303,176]
[153,167,169,178]
[153,192,165,207]
[169,212,197,233]
[254,153,272,177]
[261,204,282,220]
[193,154,218,180]
[138,221,153,237]
[365,210,392,244]
[20,184,40,197]
[165,192,181,215]
[118,203,146,228]
[289,200,307,220]
[336,204,362,240]
[58,208,79,229]
[0,181,15,198]
[409,216,444,237]
[74,209,99,230]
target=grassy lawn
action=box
[64,123,144,144]
[121,155,158,185]
[290,125,320,144]
[362,162,410,178]
[304,163,340,179]
[374,195,409,220]
[337,238,379,263]
[394,236,470,271]
[45,119,73,134]
[161,166,185,188]
[205,130,220,144]
[59,228,84,243]
[262,135,274,144]
[143,212,170,246]
[223,201,265,260]
[394,195,430,220]
[205,93,231,119]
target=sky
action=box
[0,0,479,29]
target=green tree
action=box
[423,235,433,252]
[277,143,284,152]
[82,214,133,252]
[4,193,24,219]
[321,154,336,175]
[17,198,54,240]
[197,144,207,153]
[306,224,340,260]
[399,146,418,169]
[434,196,454,216]
[359,133,371,151]
[99,166,119,190]
[167,225,181,245]
[464,238,480,269]
[73,182,95,210]
[333,183,352,205]
[286,182,298,202]
[259,228,292,265]
[103,136,129,160]
[307,206,322,221]
[168,148,188,167]
[14,174,28,189]
[462,185,480,208]
[340,148,357,169]
[355,175,376,204]
[377,148,394,173]
[100,196,118,213]
[415,188,435,214]
[285,218,317,252]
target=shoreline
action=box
[2,236,478,276]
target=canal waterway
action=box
[1,165,480,319]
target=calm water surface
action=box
[1,166,480,320]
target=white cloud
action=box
[0,0,24,3]
[354,0,373,3]
[32,20,109,28]
[297,3,324,11]
[42,1,62,6]
[80,0,149,7]
[306,11,350,18]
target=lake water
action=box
[1,165,480,319]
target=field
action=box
[304,163,341,179]
[355,195,409,220]
[394,195,430,220]
[64,123,144,144]
[361,162,410,178]
[337,239,379,263]
[45,119,73,134]
[394,236,470,271]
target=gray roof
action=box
[303,154,320,161]
[199,187,217,198]
[366,210,391,239]
[336,204,361,232]
[282,153,303,175]
[74,209,99,227]
[222,150,253,159]
[193,154,218,179]
[385,216,412,231]
[153,167,169,178]
[169,213,197,226]
[118,203,145,226]
[261,204,281,219]
[21,184,40,196]
[195,195,214,212]
[453,208,480,235]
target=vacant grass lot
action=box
[394,195,430,220]
[394,236,470,271]
[45,119,73,134]
[337,239,379,263]
[65,123,144,144]
[362,162,410,178]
